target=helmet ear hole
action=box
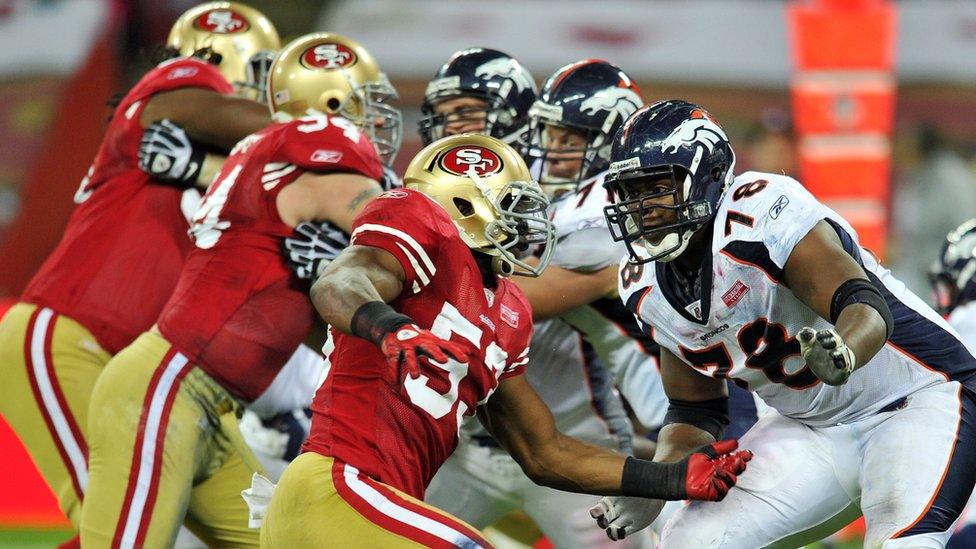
[453,198,475,217]
[711,167,723,182]
[326,97,342,112]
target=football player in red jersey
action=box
[260,133,753,548]
[0,1,278,534]
[78,32,400,548]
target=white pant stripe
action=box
[119,352,189,549]
[29,307,88,492]
[343,464,479,547]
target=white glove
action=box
[282,221,350,280]
[798,327,856,386]
[590,496,664,541]
[138,119,204,186]
[240,473,277,529]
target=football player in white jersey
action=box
[590,100,976,548]
[929,219,976,549]
[424,59,661,548]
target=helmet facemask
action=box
[525,109,610,197]
[603,165,713,264]
[241,49,277,103]
[466,175,554,277]
[419,89,522,146]
[337,73,402,167]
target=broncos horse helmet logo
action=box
[580,87,643,122]
[660,111,729,155]
[475,57,533,94]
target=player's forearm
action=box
[310,265,385,334]
[525,433,700,501]
[653,423,716,463]
[833,303,888,371]
[520,432,627,495]
[195,153,225,189]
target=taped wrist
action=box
[830,278,894,339]
[621,456,686,500]
[664,397,729,440]
[350,301,413,346]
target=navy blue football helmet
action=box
[603,100,736,264]
[929,218,976,316]
[525,59,643,195]
[419,48,537,146]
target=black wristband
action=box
[620,456,687,500]
[350,301,414,346]
[829,278,894,339]
[181,147,206,186]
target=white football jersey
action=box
[949,301,976,356]
[550,171,668,429]
[621,171,976,426]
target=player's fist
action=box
[380,324,471,380]
[798,327,856,386]
[681,439,752,501]
[138,119,204,187]
[283,221,350,280]
[590,496,663,541]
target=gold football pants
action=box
[80,331,265,548]
[262,452,493,548]
[0,303,109,527]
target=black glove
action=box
[138,119,204,187]
[282,221,350,280]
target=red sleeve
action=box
[498,286,534,380]
[278,115,384,181]
[128,57,233,103]
[350,189,445,296]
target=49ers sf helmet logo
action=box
[301,43,358,70]
[194,10,249,34]
[440,146,504,177]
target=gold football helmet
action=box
[268,32,402,166]
[167,2,280,100]
[404,133,554,277]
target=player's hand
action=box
[590,496,663,541]
[138,119,204,187]
[798,327,856,386]
[680,439,752,501]
[379,324,470,380]
[282,221,350,280]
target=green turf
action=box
[0,529,73,548]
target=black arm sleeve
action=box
[663,397,729,440]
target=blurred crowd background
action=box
[2,0,974,301]
[0,0,974,533]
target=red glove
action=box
[379,324,471,381]
[682,439,753,501]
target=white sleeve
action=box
[720,172,829,271]
[551,226,625,272]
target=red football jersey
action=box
[157,113,384,402]
[303,189,534,500]
[22,58,233,354]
